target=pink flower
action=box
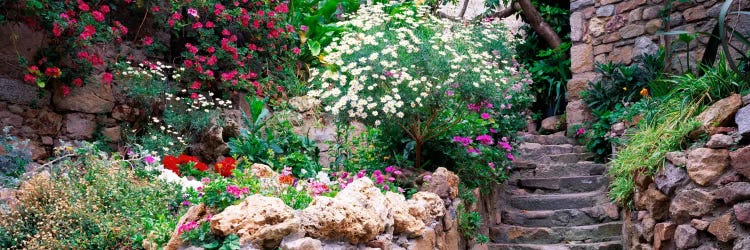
[177,221,198,234]
[476,134,493,145]
[52,23,63,37]
[79,25,96,40]
[61,85,71,96]
[507,153,515,161]
[190,93,199,99]
[78,2,90,12]
[385,166,396,173]
[99,5,110,13]
[488,162,495,169]
[190,81,201,89]
[445,90,454,96]
[453,136,472,147]
[576,127,586,137]
[292,47,300,55]
[480,113,491,120]
[91,11,105,22]
[300,25,308,32]
[192,22,203,29]
[205,21,215,29]
[72,78,83,87]
[187,8,199,18]
[498,141,512,151]
[143,156,156,164]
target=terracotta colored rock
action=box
[707,212,738,242]
[540,115,564,132]
[654,162,689,196]
[420,167,459,199]
[26,109,62,136]
[211,195,299,247]
[705,134,734,149]
[670,189,715,222]
[666,151,687,167]
[653,222,676,250]
[635,184,670,220]
[407,227,436,250]
[730,145,750,179]
[733,202,750,225]
[694,93,742,133]
[407,192,445,224]
[712,182,750,205]
[686,148,729,186]
[165,204,207,250]
[674,224,699,249]
[63,113,97,140]
[385,192,425,237]
[300,196,383,244]
[690,219,710,230]
[53,79,114,114]
[102,126,121,143]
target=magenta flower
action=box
[476,135,494,145]
[187,8,199,17]
[498,141,512,151]
[488,162,495,169]
[385,166,396,173]
[507,153,515,161]
[453,136,473,147]
[576,127,587,136]
[480,113,491,120]
[143,156,155,165]
[178,221,198,234]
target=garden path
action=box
[488,132,623,250]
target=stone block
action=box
[687,148,729,186]
[0,78,51,106]
[684,6,707,22]
[571,12,585,42]
[597,5,616,17]
[610,45,633,64]
[620,24,646,39]
[566,100,593,126]
[571,44,594,73]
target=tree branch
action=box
[517,0,563,49]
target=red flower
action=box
[72,78,83,87]
[28,66,40,75]
[194,162,208,172]
[214,157,236,177]
[151,6,160,12]
[77,51,89,60]
[177,154,198,164]
[189,81,201,90]
[91,11,105,22]
[44,67,62,78]
[163,155,180,175]
[190,92,199,99]
[292,47,300,55]
[23,74,36,84]
[99,5,110,13]
[61,85,71,96]
[142,36,153,45]
[191,22,203,29]
[79,25,96,40]
[102,72,113,85]
[52,23,63,37]
[78,2,90,12]
[205,21,215,29]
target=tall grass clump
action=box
[609,57,747,206]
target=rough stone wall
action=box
[566,0,750,129]
[623,95,750,249]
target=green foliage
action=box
[0,144,185,249]
[181,222,240,250]
[278,186,314,209]
[609,58,748,206]
[290,0,360,64]
[457,204,487,243]
[229,98,320,178]
[0,127,32,188]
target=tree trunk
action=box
[458,0,470,19]
[517,0,563,49]
[415,140,424,169]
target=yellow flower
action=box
[622,87,628,91]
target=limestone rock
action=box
[300,196,383,244]
[420,167,459,199]
[385,192,425,237]
[407,192,445,224]
[730,145,750,179]
[566,100,593,127]
[686,148,729,186]
[654,162,689,196]
[635,184,670,220]
[620,24,645,39]
[279,237,322,250]
[251,163,276,179]
[166,204,207,250]
[695,93,742,133]
[712,182,750,205]
[707,212,738,242]
[407,227,436,250]
[540,115,564,132]
[670,189,715,222]
[336,178,393,230]
[571,44,594,73]
[733,202,750,225]
[53,80,114,114]
[705,134,734,149]
[674,224,700,249]
[63,113,97,140]
[211,195,299,248]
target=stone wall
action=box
[622,95,750,249]
[566,0,750,129]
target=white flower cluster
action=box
[120,60,185,81]
[307,3,524,125]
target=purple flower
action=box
[498,141,512,151]
[182,200,191,207]
[489,128,497,133]
[480,113,491,120]
[382,185,390,191]
[445,90,454,96]
[507,153,515,161]
[423,175,431,181]
[356,170,366,178]
[453,136,473,146]
[375,175,385,185]
[488,162,495,169]
[143,156,156,165]
[398,187,404,193]
[476,134,494,145]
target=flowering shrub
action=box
[162,154,209,177]
[307,3,533,185]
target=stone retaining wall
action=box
[566,0,750,129]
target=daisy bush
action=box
[307,3,533,187]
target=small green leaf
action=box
[308,40,321,56]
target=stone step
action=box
[508,192,607,211]
[515,153,595,166]
[509,162,607,179]
[521,132,579,145]
[487,240,623,250]
[509,175,608,194]
[519,143,586,156]
[501,204,620,227]
[490,222,623,244]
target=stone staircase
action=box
[487,133,623,250]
